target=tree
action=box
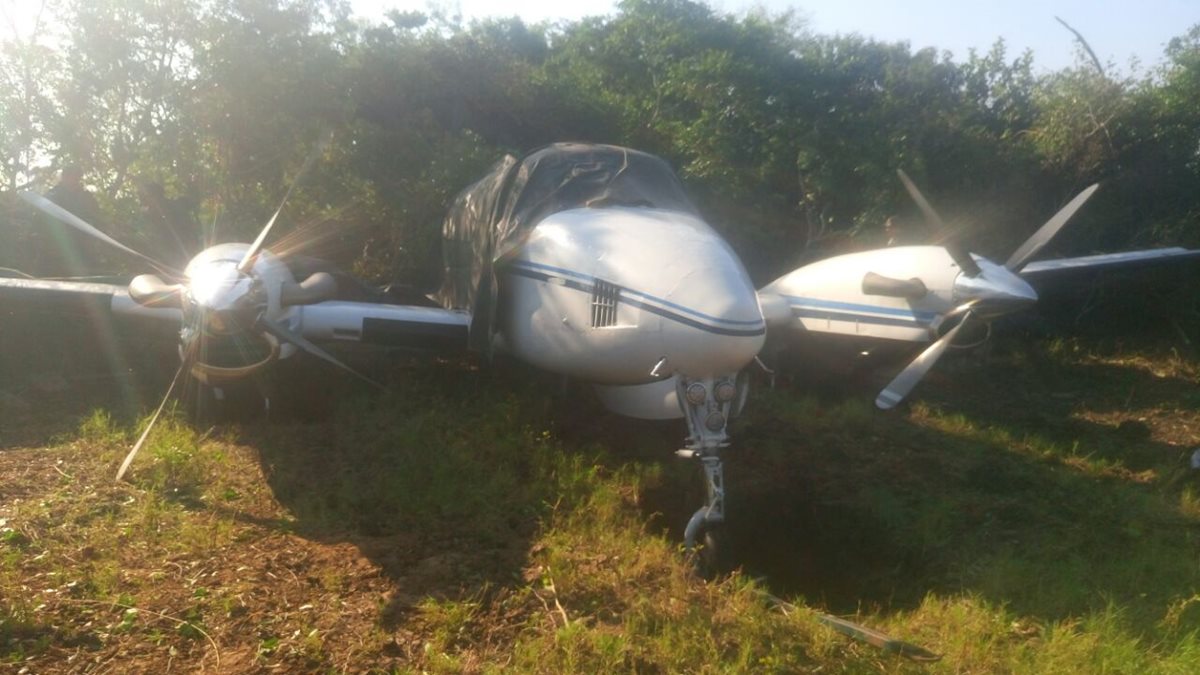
[0,2,63,192]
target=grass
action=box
[1,336,1199,672]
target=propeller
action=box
[896,169,982,277]
[23,134,384,480]
[20,190,195,480]
[875,178,1101,409]
[1005,184,1100,272]
[875,301,977,410]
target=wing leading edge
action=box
[0,276,181,322]
[0,277,472,353]
[1019,248,1200,283]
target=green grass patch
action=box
[2,341,1199,671]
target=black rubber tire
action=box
[694,523,731,579]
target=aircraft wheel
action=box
[693,522,731,579]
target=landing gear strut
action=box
[676,374,745,576]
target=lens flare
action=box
[188,260,245,309]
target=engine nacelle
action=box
[758,246,963,343]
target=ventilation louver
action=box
[590,280,620,328]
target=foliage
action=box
[0,0,1196,284]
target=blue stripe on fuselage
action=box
[505,261,766,337]
[783,295,939,328]
[512,261,764,326]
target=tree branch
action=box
[1055,16,1106,77]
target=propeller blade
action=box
[237,133,332,274]
[875,308,973,410]
[897,169,948,231]
[1006,184,1100,272]
[258,316,384,389]
[896,169,982,277]
[115,350,191,481]
[20,191,181,277]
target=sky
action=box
[349,0,1200,73]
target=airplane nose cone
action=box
[660,245,766,377]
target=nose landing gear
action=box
[675,374,745,577]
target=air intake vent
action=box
[590,280,621,328]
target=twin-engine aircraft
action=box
[4,143,1196,564]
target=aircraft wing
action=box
[1020,248,1200,286]
[293,301,470,352]
[0,277,471,352]
[0,276,181,323]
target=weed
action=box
[419,596,482,655]
[176,610,206,641]
[76,409,126,447]
[137,412,211,496]
[1180,486,1200,520]
[115,607,139,633]
[258,635,281,658]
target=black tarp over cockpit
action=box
[435,143,697,353]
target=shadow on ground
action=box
[236,342,1200,633]
[690,341,1200,630]
[236,359,577,629]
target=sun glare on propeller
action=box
[19,136,381,480]
[185,252,266,333]
[190,260,251,310]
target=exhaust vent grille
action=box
[590,280,621,328]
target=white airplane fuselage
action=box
[495,207,766,415]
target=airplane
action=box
[4,142,1197,571]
